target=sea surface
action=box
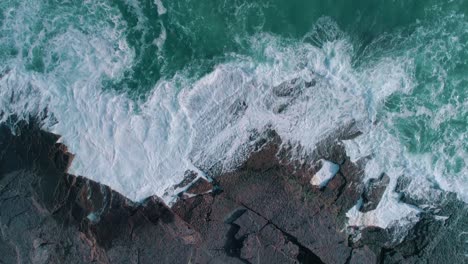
[0,0,466,227]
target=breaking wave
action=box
[0,0,466,228]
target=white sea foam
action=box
[154,22,167,51]
[345,172,421,229]
[310,160,339,188]
[346,197,420,229]
[154,0,167,16]
[0,2,466,232]
[0,31,408,207]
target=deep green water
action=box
[0,0,466,205]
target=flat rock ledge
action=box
[0,121,467,264]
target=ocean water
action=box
[0,0,466,227]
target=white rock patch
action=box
[310,160,340,188]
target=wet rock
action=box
[0,122,198,264]
[173,170,198,190]
[272,78,303,97]
[1,120,467,264]
[360,174,390,212]
[349,246,377,264]
[185,177,214,195]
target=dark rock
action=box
[185,177,214,195]
[272,78,303,97]
[360,174,390,212]
[232,209,268,239]
[305,79,317,88]
[240,224,300,264]
[0,122,198,264]
[1,120,467,264]
[173,170,198,190]
[349,246,377,264]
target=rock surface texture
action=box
[0,121,467,263]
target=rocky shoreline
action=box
[0,120,466,263]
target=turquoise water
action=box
[0,0,466,212]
